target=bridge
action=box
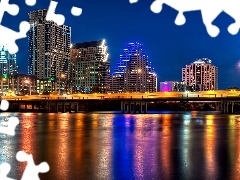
[2,90,240,114]
[1,90,240,100]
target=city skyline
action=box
[6,0,240,89]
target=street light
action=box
[1,78,6,95]
[59,73,66,94]
[25,79,31,95]
[136,68,142,92]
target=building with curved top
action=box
[110,42,157,93]
[182,58,218,91]
[70,39,110,93]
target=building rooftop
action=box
[194,58,212,64]
[72,40,105,49]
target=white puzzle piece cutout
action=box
[130,0,240,37]
[0,163,16,180]
[0,0,30,54]
[16,151,50,180]
[46,0,82,25]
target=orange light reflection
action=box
[19,113,35,154]
[204,114,216,178]
[161,114,172,176]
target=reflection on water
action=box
[0,112,240,179]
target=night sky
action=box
[5,0,240,89]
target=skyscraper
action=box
[0,43,18,75]
[182,58,218,91]
[70,40,110,93]
[28,9,71,92]
[110,42,157,93]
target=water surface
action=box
[0,112,240,179]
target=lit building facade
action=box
[0,74,37,96]
[160,81,186,92]
[28,9,71,93]
[109,74,124,93]
[182,58,218,91]
[0,43,18,75]
[109,42,157,93]
[70,40,110,93]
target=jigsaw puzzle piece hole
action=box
[38,162,50,173]
[71,6,82,16]
[16,151,29,162]
[0,100,9,111]
[46,1,65,26]
[228,23,239,35]
[25,0,36,6]
[7,43,18,55]
[175,12,186,25]
[19,21,30,33]
[129,0,138,3]
[206,25,219,37]
[0,163,11,175]
[201,7,222,37]
[150,0,163,13]
[8,4,19,16]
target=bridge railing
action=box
[2,92,240,100]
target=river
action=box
[0,111,240,179]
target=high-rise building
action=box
[70,40,110,93]
[110,42,157,93]
[0,43,18,95]
[0,43,18,75]
[28,9,71,93]
[182,58,218,91]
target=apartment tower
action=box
[70,40,110,93]
[28,9,71,92]
[182,58,218,91]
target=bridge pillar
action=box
[127,102,130,113]
[133,102,136,113]
[69,103,72,113]
[215,103,220,111]
[231,101,234,114]
[55,103,58,112]
[222,101,226,114]
[225,101,228,114]
[228,101,232,114]
[221,101,224,113]
[75,103,78,113]
[62,103,65,113]
[47,102,50,113]
[25,103,27,112]
[145,102,148,113]
[225,101,229,114]
[120,101,147,114]
[18,103,21,112]
[121,101,124,113]
[139,102,142,113]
